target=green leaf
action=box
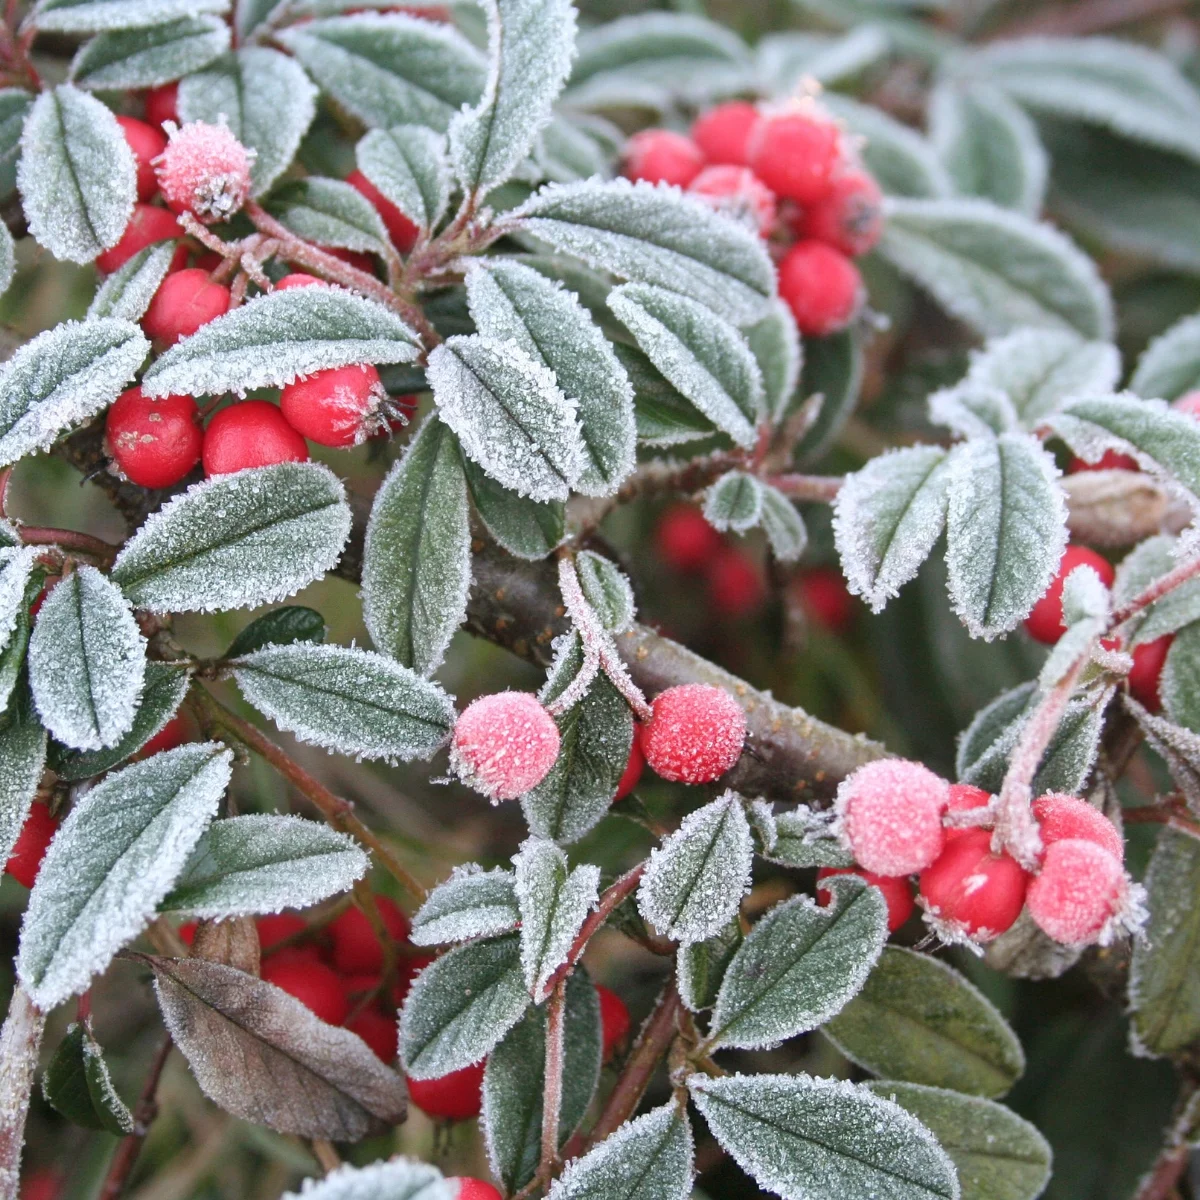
[17,743,232,1009]
[0,697,48,866]
[757,27,890,94]
[111,462,352,614]
[795,328,864,462]
[400,932,530,1079]
[463,452,565,560]
[705,471,764,533]
[30,0,227,33]
[281,1161,452,1200]
[575,550,634,633]
[224,606,326,660]
[619,342,717,447]
[70,16,230,90]
[929,385,1017,440]
[1132,312,1200,402]
[178,47,316,194]
[689,1073,959,1200]
[764,808,854,868]
[513,179,775,324]
[142,288,419,400]
[276,14,486,133]
[42,1020,134,1135]
[824,946,1025,1098]
[877,197,1114,339]
[266,177,390,255]
[678,918,742,1013]
[232,642,454,763]
[87,241,176,323]
[356,125,449,234]
[0,89,33,202]
[745,299,802,423]
[760,486,808,564]
[411,866,519,946]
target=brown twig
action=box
[98,1034,174,1200]
[533,980,568,1193]
[1132,1143,1190,1200]
[18,526,118,564]
[1125,805,1200,841]
[764,473,843,502]
[1114,553,1200,627]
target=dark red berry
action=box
[346,1007,398,1062]
[20,1169,62,1200]
[202,401,309,476]
[262,958,349,1025]
[918,828,1029,942]
[706,546,766,617]
[748,107,842,204]
[1032,793,1124,863]
[136,714,189,759]
[279,364,384,447]
[943,782,990,842]
[1068,449,1140,473]
[178,921,196,945]
[346,169,419,254]
[795,566,854,633]
[800,170,884,257]
[817,866,915,933]
[691,101,761,166]
[144,83,179,128]
[1024,545,1114,645]
[406,1061,485,1121]
[622,129,704,188]
[105,387,201,488]
[330,897,411,975]
[614,738,644,800]
[256,912,308,955]
[142,268,231,345]
[655,504,721,573]
[778,240,863,337]
[6,802,58,889]
[116,116,168,202]
[95,203,182,274]
[595,983,630,1060]
[1128,634,1172,713]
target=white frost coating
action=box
[428,334,586,502]
[0,547,37,655]
[29,565,146,752]
[110,462,352,614]
[0,318,148,469]
[574,550,635,633]
[1039,566,1110,688]
[833,444,950,612]
[1131,312,1200,401]
[356,125,450,232]
[704,471,764,533]
[17,744,232,1009]
[637,791,753,945]
[513,837,599,1002]
[547,1102,694,1200]
[87,241,177,322]
[270,178,390,255]
[410,865,519,946]
[747,798,777,853]
[760,486,808,564]
[70,16,231,92]
[927,385,1017,440]
[283,1158,453,1200]
[30,0,227,34]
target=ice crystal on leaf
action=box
[282,1159,453,1200]
[410,865,520,947]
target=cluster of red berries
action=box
[623,98,881,337]
[834,759,1136,947]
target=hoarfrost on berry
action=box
[450,692,560,802]
[641,683,746,784]
[155,119,254,223]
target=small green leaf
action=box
[761,486,808,563]
[677,918,742,1013]
[463,452,565,560]
[411,866,519,947]
[281,1161,452,1200]
[575,550,635,633]
[70,16,230,90]
[266,177,390,255]
[87,242,176,323]
[225,607,327,660]
[356,125,449,234]
[764,808,854,868]
[1132,312,1200,402]
[705,471,764,533]
[42,1020,134,1135]
[0,89,33,202]
[745,299,802,422]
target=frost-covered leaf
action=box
[484,969,601,1193]
[745,299,802,423]
[0,89,32,202]
[534,113,612,183]
[232,642,454,763]
[411,866,519,946]
[225,606,326,659]
[637,791,753,945]
[281,1161,452,1200]
[864,1082,1052,1200]
[266,177,390,255]
[576,551,634,633]
[362,417,470,675]
[619,343,717,447]
[0,318,147,468]
[71,16,230,90]
[760,487,808,564]
[689,1072,959,1200]
[708,877,886,1051]
[276,14,486,133]
[757,27,890,94]
[1125,698,1200,816]
[30,0,227,33]
[142,288,418,399]
[0,220,13,299]
[944,433,1068,640]
[465,260,635,496]
[178,47,316,194]
[794,329,863,462]
[609,283,762,448]
[877,197,1113,339]
[514,837,598,1001]
[824,947,1025,1098]
[929,78,1047,215]
[678,918,742,1013]
[149,955,406,1139]
[0,699,47,868]
[111,463,352,613]
[547,1102,693,1200]
[87,241,175,322]
[928,386,1017,440]
[356,125,449,234]
[463,453,565,559]
[42,1019,134,1135]
[163,815,368,918]
[18,743,231,1009]
[29,565,145,752]
[1132,313,1200,402]
[427,334,585,502]
[833,445,950,612]
[766,808,854,869]
[0,548,38,665]
[400,932,529,1079]
[449,0,575,196]
[513,179,774,324]
[705,471,764,533]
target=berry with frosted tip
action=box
[1032,793,1123,862]
[918,828,1029,943]
[5,801,58,889]
[688,165,776,236]
[778,240,863,337]
[144,82,179,128]
[448,1180,502,1200]
[1024,545,1115,645]
[748,104,843,204]
[450,692,560,802]
[116,116,168,202]
[105,387,201,490]
[691,101,761,165]
[329,896,410,974]
[346,168,420,254]
[155,120,255,224]
[261,958,349,1025]
[275,272,324,290]
[641,683,746,784]
[835,758,949,877]
[202,401,309,476]
[596,983,631,1060]
[817,867,914,933]
[280,364,388,448]
[799,170,884,257]
[622,129,705,188]
[406,1061,485,1121]
[943,782,991,841]
[95,203,182,274]
[1173,390,1200,420]
[142,268,231,346]
[1026,837,1129,946]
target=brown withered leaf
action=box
[141,954,406,1140]
[191,917,261,976]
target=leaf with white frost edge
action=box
[282,1160,452,1200]
[547,1102,693,1200]
[29,0,228,34]
[575,550,635,633]
[767,808,854,868]
[637,792,753,945]
[356,125,449,233]
[678,918,743,1013]
[0,548,38,654]
[756,27,889,95]
[1132,313,1200,402]
[689,1072,960,1200]
[705,471,763,533]
[514,838,599,1001]
[833,444,951,612]
[142,288,418,400]
[0,702,47,868]
[70,16,230,91]
[87,242,176,322]
[462,451,566,560]
[0,318,148,469]
[18,743,231,1009]
[411,866,519,946]
[928,386,1017,440]
[111,462,351,614]
[267,177,391,255]
[0,220,12,298]
[745,298,802,422]
[232,642,454,763]
[42,1018,134,1135]
[29,565,145,752]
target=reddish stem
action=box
[1114,554,1200,626]
[764,473,844,502]
[98,1034,174,1200]
[19,527,118,564]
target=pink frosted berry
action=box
[450,692,560,802]
[835,758,949,877]
[1026,838,1127,946]
[687,165,776,236]
[641,684,746,784]
[155,120,254,224]
[1032,793,1124,863]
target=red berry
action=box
[748,106,842,204]
[256,913,308,954]
[706,546,766,617]
[943,782,990,842]
[1128,634,1172,713]
[156,120,254,223]
[918,828,1029,942]
[795,566,854,634]
[261,958,349,1025]
[142,269,231,345]
[144,83,179,128]
[655,504,722,573]
[817,867,915,933]
[1026,838,1126,946]
[778,240,863,337]
[202,401,309,476]
[95,203,181,273]
[326,245,378,275]
[346,1007,398,1062]
[641,683,746,784]
[20,1170,62,1200]
[622,129,704,188]
[346,169,420,254]
[688,165,776,236]
[691,101,761,166]
[275,272,324,290]
[1173,390,1200,419]
[394,951,435,1005]
[116,116,168,202]
[800,170,884,257]
[447,1180,503,1200]
[1068,449,1140,473]
[279,363,385,448]
[178,921,197,945]
[1024,545,1114,645]
[406,1061,485,1121]
[835,759,949,877]
[6,802,58,889]
[105,387,202,489]
[450,692,560,802]
[137,713,189,758]
[614,738,644,801]
[329,897,410,975]
[596,983,630,1060]
[1032,793,1123,863]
